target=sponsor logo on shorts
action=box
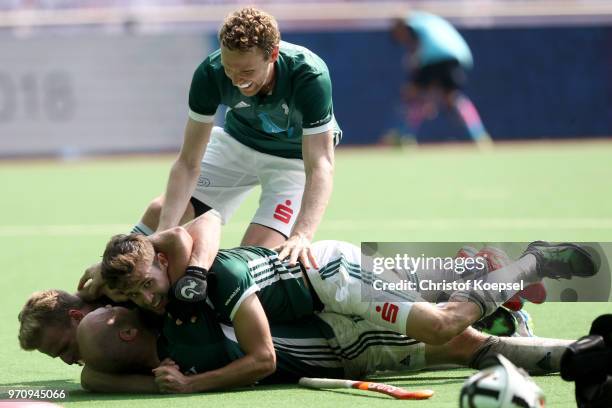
[273,200,293,224]
[197,175,211,187]
[376,302,399,323]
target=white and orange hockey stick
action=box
[298,377,434,400]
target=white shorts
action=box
[318,312,426,379]
[192,127,306,237]
[306,241,419,334]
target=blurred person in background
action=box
[390,11,491,147]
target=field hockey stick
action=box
[298,377,434,400]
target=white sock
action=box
[362,301,411,334]
[449,254,539,317]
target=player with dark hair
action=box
[96,219,598,348]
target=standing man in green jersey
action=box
[149,7,340,280]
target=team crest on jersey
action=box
[258,112,294,136]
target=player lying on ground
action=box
[79,191,537,339]
[77,219,211,304]
[97,223,598,347]
[19,290,567,392]
[76,304,573,393]
[16,240,530,368]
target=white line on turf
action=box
[1,218,612,236]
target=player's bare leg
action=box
[135,195,196,235]
[241,223,287,247]
[443,89,492,148]
[405,301,481,345]
[365,242,597,345]
[424,326,485,366]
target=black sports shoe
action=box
[522,241,598,280]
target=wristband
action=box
[185,266,210,280]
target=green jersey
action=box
[158,301,242,375]
[158,301,345,382]
[188,41,341,159]
[207,246,315,323]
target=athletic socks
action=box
[469,335,572,375]
[362,300,411,335]
[131,222,154,236]
[453,94,489,142]
[449,254,539,317]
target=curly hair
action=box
[219,7,280,58]
[18,289,84,350]
[101,233,154,290]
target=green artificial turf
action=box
[1,141,610,407]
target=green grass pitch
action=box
[1,141,610,407]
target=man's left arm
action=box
[153,294,276,393]
[277,129,335,268]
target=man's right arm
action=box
[181,211,222,276]
[147,226,194,284]
[157,119,213,232]
[81,366,159,393]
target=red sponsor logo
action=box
[375,302,399,323]
[273,200,293,224]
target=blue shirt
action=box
[406,11,473,69]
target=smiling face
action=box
[221,45,278,96]
[121,254,170,315]
[217,7,280,96]
[101,234,168,314]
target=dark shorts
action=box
[412,59,467,91]
[190,196,212,218]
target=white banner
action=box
[0,32,211,157]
